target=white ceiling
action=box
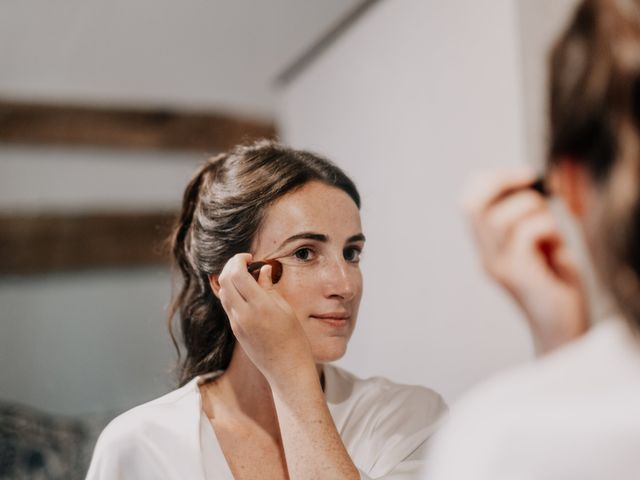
[0,0,361,117]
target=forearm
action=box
[512,285,588,355]
[270,363,359,480]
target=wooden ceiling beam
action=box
[0,212,177,274]
[0,100,276,151]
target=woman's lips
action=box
[310,313,350,327]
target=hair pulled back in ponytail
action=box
[167,140,360,386]
[549,0,640,328]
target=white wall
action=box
[0,147,201,211]
[278,0,580,403]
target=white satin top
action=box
[427,318,640,480]
[86,364,447,479]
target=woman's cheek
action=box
[276,268,315,313]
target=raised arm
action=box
[461,168,588,353]
[216,253,359,479]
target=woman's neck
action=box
[201,346,323,439]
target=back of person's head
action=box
[549,0,640,329]
[166,140,360,385]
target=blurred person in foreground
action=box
[428,0,640,478]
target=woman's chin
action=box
[311,339,348,363]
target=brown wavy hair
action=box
[549,0,640,328]
[166,140,360,385]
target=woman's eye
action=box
[293,247,314,261]
[344,246,362,263]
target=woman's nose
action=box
[322,259,357,301]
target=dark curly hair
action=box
[549,0,640,328]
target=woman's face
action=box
[252,181,364,363]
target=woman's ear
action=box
[549,156,592,218]
[209,274,221,298]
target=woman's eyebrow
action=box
[276,232,328,251]
[347,233,366,243]
[273,232,365,253]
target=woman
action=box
[87,141,446,479]
[429,0,640,478]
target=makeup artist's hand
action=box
[462,169,588,354]
[212,253,315,385]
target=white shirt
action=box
[87,364,447,479]
[427,318,640,480]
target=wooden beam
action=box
[0,212,178,274]
[0,100,276,151]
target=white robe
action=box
[87,364,447,479]
[427,317,640,480]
